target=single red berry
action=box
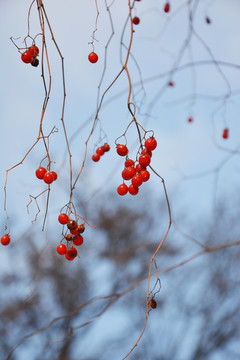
[67,220,78,231]
[92,153,100,162]
[128,184,139,195]
[116,144,128,156]
[103,143,110,152]
[88,52,98,63]
[57,243,67,255]
[21,50,32,64]
[139,154,151,167]
[145,137,157,151]
[188,117,193,123]
[49,171,57,181]
[65,247,78,260]
[70,228,79,236]
[28,45,39,56]
[117,183,128,196]
[43,172,54,184]
[96,147,105,156]
[139,169,150,182]
[73,235,84,246]
[125,159,135,167]
[36,167,47,180]
[141,148,152,157]
[1,234,10,246]
[168,81,174,87]
[58,213,69,225]
[132,174,143,187]
[132,16,140,25]
[123,166,137,180]
[136,163,146,173]
[222,128,229,139]
[164,2,170,13]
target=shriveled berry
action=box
[43,172,54,184]
[149,298,157,309]
[36,167,47,180]
[128,184,139,195]
[57,243,67,255]
[73,235,84,246]
[144,137,157,151]
[125,159,135,167]
[31,58,39,67]
[92,153,100,162]
[78,224,85,233]
[139,154,151,167]
[1,234,10,246]
[65,247,78,260]
[67,220,78,231]
[117,183,128,196]
[116,144,128,156]
[58,213,69,225]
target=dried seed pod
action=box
[149,298,157,309]
[65,234,73,241]
[67,220,78,231]
[78,224,85,234]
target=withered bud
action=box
[149,298,157,309]
[67,220,78,231]
[65,234,73,241]
[78,224,85,233]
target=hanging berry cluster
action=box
[21,44,39,67]
[117,136,157,196]
[35,167,58,185]
[92,143,110,162]
[57,213,86,261]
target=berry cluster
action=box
[92,143,110,162]
[21,45,39,67]
[116,136,157,196]
[1,234,10,246]
[36,167,58,185]
[57,213,86,261]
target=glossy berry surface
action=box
[136,163,145,173]
[88,52,98,63]
[43,172,54,184]
[139,169,150,182]
[103,143,110,152]
[132,16,140,25]
[28,45,39,56]
[125,159,135,167]
[96,147,105,156]
[116,144,128,156]
[49,171,57,181]
[57,243,67,255]
[139,154,151,167]
[78,224,85,233]
[1,234,10,246]
[117,183,128,196]
[145,137,157,151]
[67,220,78,231]
[73,235,84,246]
[164,2,170,13]
[36,167,47,180]
[21,51,32,64]
[65,247,78,260]
[141,148,152,157]
[122,166,136,181]
[128,184,139,195]
[58,213,69,225]
[132,174,143,187]
[92,153,100,162]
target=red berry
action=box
[49,171,57,181]
[43,172,54,184]
[139,154,151,167]
[73,235,84,246]
[92,153,100,162]
[131,174,143,187]
[70,228,79,235]
[132,16,140,25]
[117,183,128,196]
[21,50,32,64]
[65,247,78,260]
[103,143,110,152]
[168,81,174,87]
[136,163,146,173]
[128,184,139,195]
[141,148,152,157]
[122,166,136,180]
[164,2,170,13]
[36,167,47,180]
[144,137,157,151]
[116,144,128,156]
[222,128,229,139]
[1,234,10,246]
[125,159,135,167]
[96,147,105,156]
[28,45,39,56]
[88,52,98,63]
[58,213,69,225]
[188,117,193,123]
[139,169,150,182]
[57,243,67,255]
